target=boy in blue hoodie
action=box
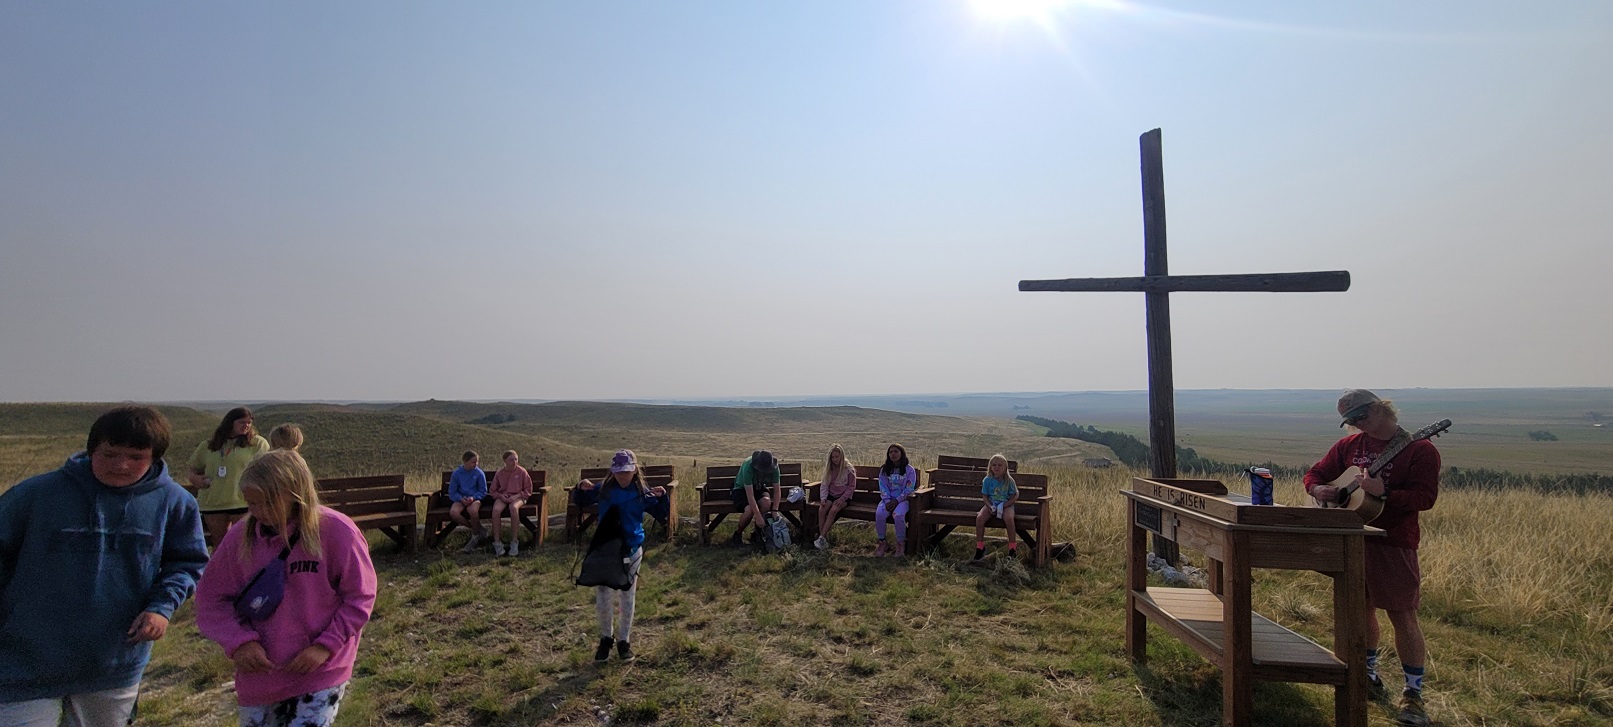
[0,406,208,726]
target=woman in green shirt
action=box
[186,407,270,547]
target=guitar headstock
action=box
[1414,419,1453,440]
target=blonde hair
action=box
[822,444,852,486]
[501,450,519,464]
[1373,400,1399,424]
[268,423,304,451]
[238,450,323,562]
[1348,400,1400,430]
[988,453,1016,488]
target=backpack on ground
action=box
[762,512,792,553]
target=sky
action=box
[2,1,1610,402]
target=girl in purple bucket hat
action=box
[575,449,666,664]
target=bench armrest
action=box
[403,492,432,510]
[663,480,679,492]
[533,485,551,495]
[911,487,934,511]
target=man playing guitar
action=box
[1304,390,1440,727]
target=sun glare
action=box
[969,0,1084,24]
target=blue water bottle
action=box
[1247,467,1274,506]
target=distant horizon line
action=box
[8,385,1612,407]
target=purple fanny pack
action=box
[233,531,300,623]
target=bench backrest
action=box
[578,464,676,491]
[924,470,1050,514]
[437,468,547,497]
[702,463,803,501]
[936,454,1018,473]
[317,474,409,517]
[834,464,908,504]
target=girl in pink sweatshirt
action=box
[195,450,378,727]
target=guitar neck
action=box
[1364,430,1413,478]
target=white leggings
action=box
[595,548,643,642]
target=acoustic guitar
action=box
[1307,419,1452,523]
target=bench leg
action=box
[434,521,460,548]
[565,505,580,543]
[665,497,678,540]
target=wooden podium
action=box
[1123,477,1375,727]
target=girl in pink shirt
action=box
[195,450,377,727]
[813,444,857,550]
[489,450,534,556]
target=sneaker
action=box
[508,539,519,557]
[459,535,479,554]
[874,540,888,557]
[1367,675,1388,702]
[617,640,635,662]
[749,529,762,547]
[492,541,506,556]
[727,530,744,547]
[814,536,828,550]
[1396,689,1430,727]
[974,547,986,561]
[593,636,614,663]
[895,540,906,557]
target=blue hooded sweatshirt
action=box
[596,482,648,553]
[0,453,208,701]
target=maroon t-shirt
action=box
[1303,433,1440,550]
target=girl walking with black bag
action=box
[574,449,666,664]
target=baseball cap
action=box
[750,449,777,475]
[610,449,637,473]
[1337,389,1381,427]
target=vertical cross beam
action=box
[1141,130,1176,481]
[1140,129,1179,563]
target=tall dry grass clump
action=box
[1420,487,1613,633]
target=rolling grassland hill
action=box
[4,402,1610,725]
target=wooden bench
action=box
[802,464,926,555]
[563,465,678,543]
[697,462,809,544]
[424,468,549,547]
[315,474,423,553]
[936,454,1018,473]
[912,468,1052,566]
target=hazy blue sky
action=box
[2,1,1609,402]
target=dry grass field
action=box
[2,401,1611,725]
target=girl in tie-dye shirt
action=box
[875,444,918,557]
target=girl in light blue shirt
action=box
[974,454,1019,561]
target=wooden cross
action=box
[1020,129,1351,559]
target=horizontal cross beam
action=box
[1019,270,1350,294]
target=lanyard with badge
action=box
[217,443,234,479]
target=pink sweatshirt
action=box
[195,506,378,706]
[820,466,857,501]
[490,466,534,500]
